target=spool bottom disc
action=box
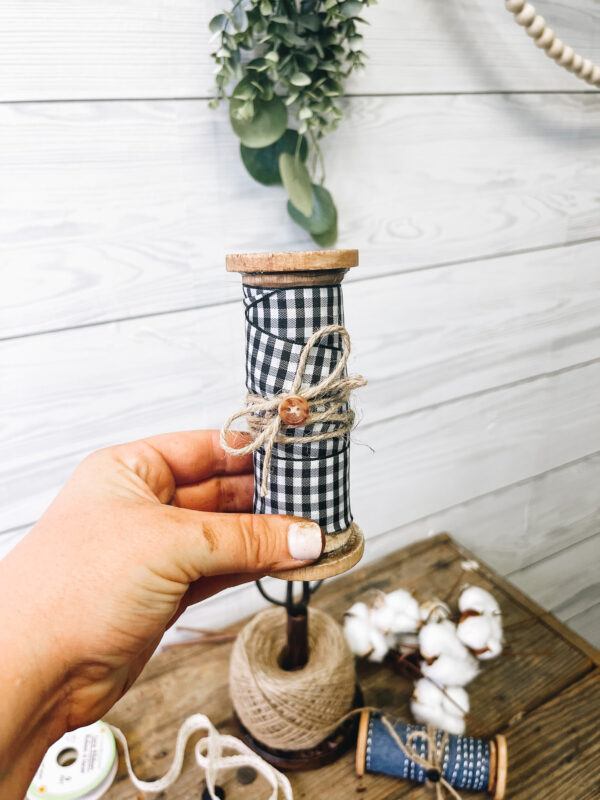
[27,721,117,800]
[271,522,364,581]
[234,685,363,771]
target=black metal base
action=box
[234,686,363,772]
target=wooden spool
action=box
[226,249,364,581]
[355,710,508,800]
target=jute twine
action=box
[220,324,366,497]
[230,607,356,750]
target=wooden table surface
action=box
[105,534,600,800]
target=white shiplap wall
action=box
[1,1,599,646]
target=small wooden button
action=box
[278,395,310,426]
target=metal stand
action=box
[234,579,362,770]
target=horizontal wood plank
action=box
[2,268,600,541]
[0,1,598,102]
[365,453,600,577]
[507,533,600,622]
[2,93,599,337]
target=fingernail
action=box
[287,521,324,561]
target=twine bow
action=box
[220,324,366,497]
[381,718,464,800]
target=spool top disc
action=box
[226,249,358,274]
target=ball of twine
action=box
[230,606,356,750]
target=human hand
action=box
[0,430,323,797]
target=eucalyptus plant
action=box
[209,0,375,245]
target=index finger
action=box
[143,429,254,485]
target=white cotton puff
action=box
[419,619,469,660]
[413,679,469,718]
[343,614,373,657]
[477,636,503,660]
[459,585,500,616]
[420,652,480,687]
[369,603,396,634]
[385,589,421,629]
[371,589,421,634]
[419,599,451,624]
[347,601,370,620]
[367,626,394,663]
[410,699,466,735]
[344,607,394,661]
[413,676,445,707]
[442,685,470,716]
[457,613,494,651]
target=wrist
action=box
[0,548,70,798]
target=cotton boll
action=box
[421,652,480,687]
[410,699,466,735]
[419,619,470,661]
[457,613,494,651]
[459,586,500,616]
[441,685,470,716]
[386,589,421,631]
[368,626,394,663]
[413,677,445,708]
[346,601,370,621]
[370,603,396,634]
[343,614,373,657]
[477,637,503,660]
[490,614,503,640]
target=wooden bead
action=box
[558,45,574,67]
[548,38,564,59]
[580,59,594,80]
[526,15,545,38]
[569,53,583,74]
[535,27,554,49]
[278,395,310,427]
[515,2,536,26]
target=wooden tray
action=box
[105,534,600,799]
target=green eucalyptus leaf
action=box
[287,184,336,235]
[209,13,228,33]
[230,95,287,147]
[338,1,363,17]
[301,14,321,31]
[279,152,313,216]
[311,217,338,247]
[290,71,311,87]
[240,129,308,185]
[232,4,247,30]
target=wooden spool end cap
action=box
[491,734,508,800]
[226,249,358,274]
[355,710,371,777]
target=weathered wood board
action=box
[104,534,599,799]
[0,0,598,101]
[2,94,599,337]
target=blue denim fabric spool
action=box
[355,711,507,799]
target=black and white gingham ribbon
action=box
[243,285,353,534]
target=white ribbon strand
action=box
[109,714,293,800]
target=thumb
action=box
[162,507,325,578]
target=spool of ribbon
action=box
[355,711,507,800]
[223,250,366,581]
